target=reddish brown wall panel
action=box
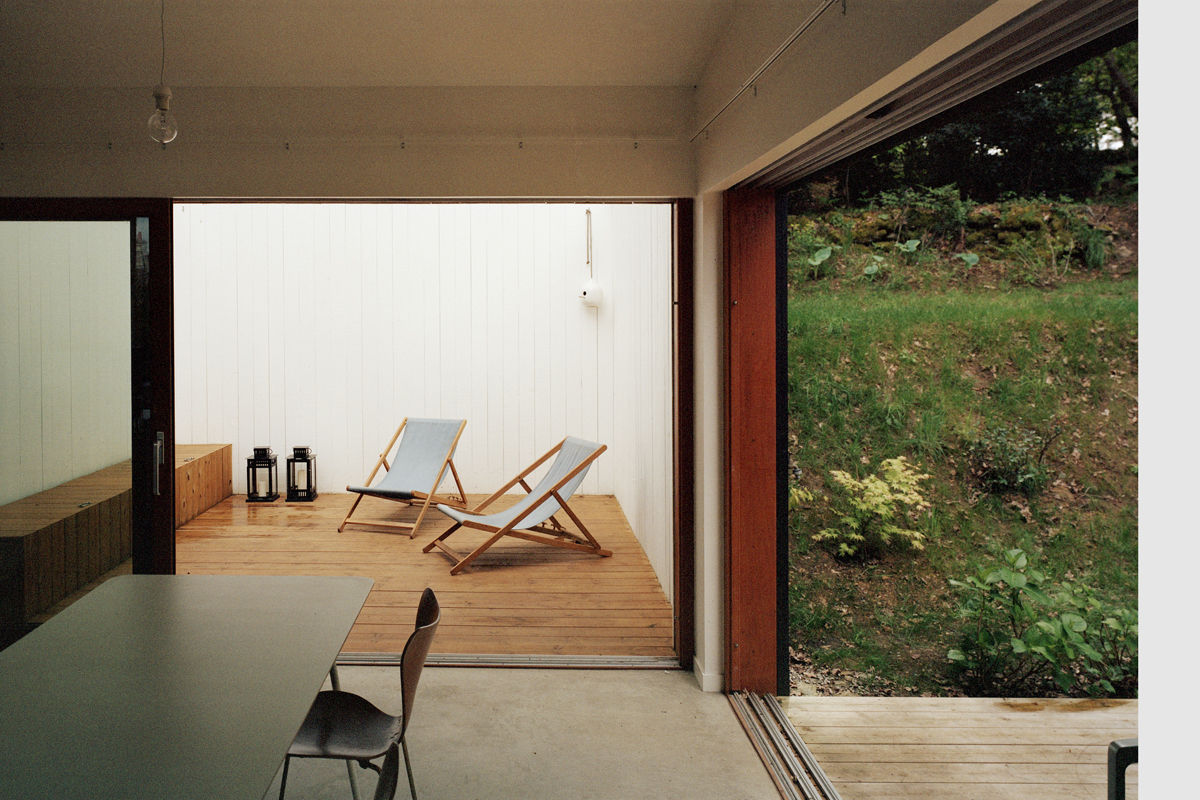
[723,188,778,693]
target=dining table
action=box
[0,573,373,799]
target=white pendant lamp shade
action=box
[579,209,603,308]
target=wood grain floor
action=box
[781,696,1138,799]
[176,493,676,658]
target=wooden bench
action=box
[0,444,231,645]
[175,444,233,527]
[0,462,132,644]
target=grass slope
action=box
[786,200,1137,696]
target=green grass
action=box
[787,261,1138,695]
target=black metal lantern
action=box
[246,446,279,502]
[286,447,318,502]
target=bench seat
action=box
[0,444,231,645]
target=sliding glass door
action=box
[0,200,175,586]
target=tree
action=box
[1081,41,1138,150]
[793,41,1137,208]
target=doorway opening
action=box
[170,201,684,664]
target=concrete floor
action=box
[268,666,779,800]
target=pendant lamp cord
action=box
[586,209,593,278]
[159,0,167,86]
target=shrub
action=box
[872,184,970,244]
[948,548,1137,696]
[1069,218,1108,270]
[812,456,931,559]
[922,183,970,242]
[966,424,1057,497]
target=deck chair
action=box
[423,436,611,574]
[279,588,440,800]
[340,418,467,538]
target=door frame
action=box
[722,187,787,694]
[0,198,176,575]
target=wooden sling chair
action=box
[340,418,467,538]
[423,436,611,574]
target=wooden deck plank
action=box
[176,492,676,659]
[826,781,1135,800]
[782,696,1137,799]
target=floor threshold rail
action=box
[730,691,842,800]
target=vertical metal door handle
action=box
[153,432,165,496]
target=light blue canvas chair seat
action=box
[424,436,610,574]
[340,418,467,538]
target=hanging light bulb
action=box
[148,84,178,144]
[147,0,178,144]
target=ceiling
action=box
[0,0,739,89]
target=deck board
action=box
[176,493,676,658]
[781,696,1138,799]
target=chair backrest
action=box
[376,418,465,493]
[508,437,603,529]
[399,587,440,738]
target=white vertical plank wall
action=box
[172,203,675,593]
[0,221,132,506]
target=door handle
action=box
[152,432,165,496]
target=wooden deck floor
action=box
[781,696,1138,799]
[175,493,676,659]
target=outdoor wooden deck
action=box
[175,493,676,659]
[781,696,1138,799]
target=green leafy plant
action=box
[948,548,1052,694]
[1051,581,1138,695]
[788,485,814,512]
[1069,219,1108,270]
[954,252,980,269]
[895,238,922,260]
[966,424,1058,497]
[787,221,836,281]
[948,548,1137,696]
[862,254,885,280]
[813,457,931,559]
[806,246,834,279]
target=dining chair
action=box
[278,588,440,800]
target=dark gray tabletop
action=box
[0,574,373,799]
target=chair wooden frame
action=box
[423,437,611,575]
[340,418,468,538]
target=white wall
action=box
[173,202,674,593]
[0,221,131,505]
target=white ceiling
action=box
[0,0,739,88]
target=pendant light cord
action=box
[159,0,167,85]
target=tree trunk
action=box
[1103,53,1138,117]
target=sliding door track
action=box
[339,653,682,669]
[729,692,842,800]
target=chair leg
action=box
[347,758,362,800]
[422,523,461,553]
[373,743,402,800]
[401,738,417,800]
[448,531,508,575]
[339,494,366,532]
[409,497,435,539]
[278,755,290,800]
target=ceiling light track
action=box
[690,0,842,143]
